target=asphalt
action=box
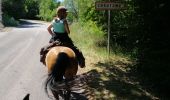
[0,20,52,100]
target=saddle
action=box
[40,40,85,67]
[40,41,64,65]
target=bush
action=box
[71,20,105,49]
[2,14,19,26]
[38,0,60,21]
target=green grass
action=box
[70,20,108,62]
[70,20,133,64]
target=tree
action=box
[136,0,170,97]
[63,0,94,21]
[2,0,26,19]
[25,0,39,19]
[0,0,2,22]
[38,0,60,21]
[0,0,3,28]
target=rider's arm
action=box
[64,20,70,34]
[47,24,53,35]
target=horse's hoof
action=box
[23,93,30,100]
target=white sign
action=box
[95,2,124,10]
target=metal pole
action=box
[107,10,111,55]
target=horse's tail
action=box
[45,52,69,96]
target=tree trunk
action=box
[0,0,4,29]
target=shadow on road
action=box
[17,20,44,28]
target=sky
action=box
[57,0,64,2]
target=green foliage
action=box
[2,0,26,19]
[63,0,93,21]
[38,0,60,21]
[65,0,170,98]
[64,0,138,55]
[24,0,39,19]
[70,20,108,60]
[2,0,41,25]
[70,20,105,49]
[1,0,62,24]
[2,14,19,26]
[135,0,170,97]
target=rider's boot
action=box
[70,46,85,68]
[77,51,85,68]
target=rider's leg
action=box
[70,46,85,68]
[63,35,86,68]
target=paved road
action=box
[0,20,53,100]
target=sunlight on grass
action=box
[70,21,108,71]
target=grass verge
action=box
[69,21,159,100]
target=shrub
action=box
[2,14,19,26]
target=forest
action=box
[1,0,170,99]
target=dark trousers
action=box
[50,33,81,57]
[40,32,85,67]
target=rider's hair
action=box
[56,6,67,19]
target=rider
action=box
[40,6,85,68]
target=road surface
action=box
[0,20,53,100]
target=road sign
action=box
[95,1,125,56]
[95,2,125,10]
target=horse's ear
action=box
[23,93,30,100]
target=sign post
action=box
[95,1,125,56]
[108,10,110,54]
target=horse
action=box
[44,46,78,99]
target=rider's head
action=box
[56,6,68,19]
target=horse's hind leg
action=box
[64,89,71,100]
[52,90,59,100]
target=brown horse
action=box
[44,46,78,99]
